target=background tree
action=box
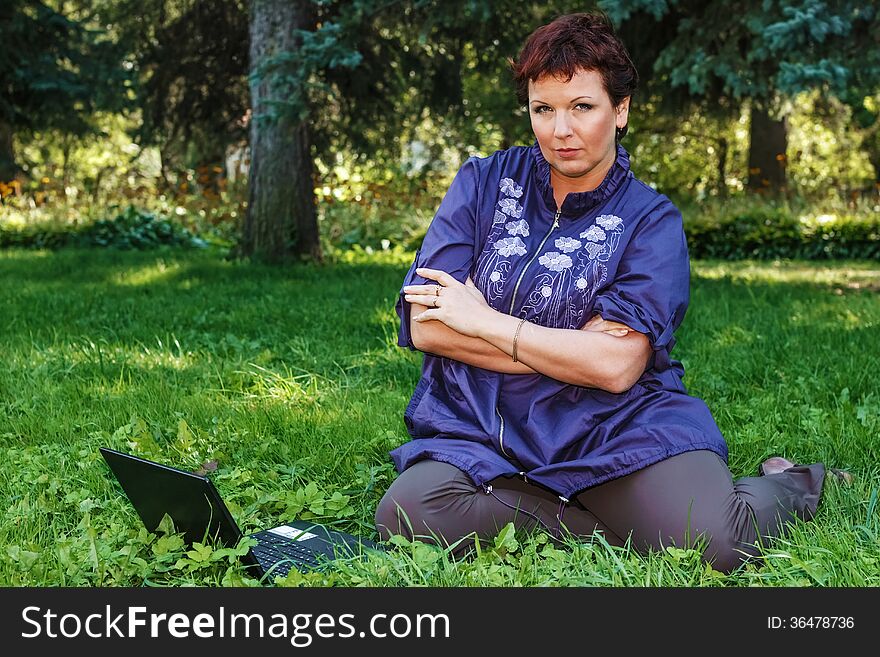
[92,0,587,261]
[92,0,249,190]
[239,0,587,262]
[240,0,322,263]
[0,0,126,182]
[601,0,880,194]
[319,1,607,165]
[137,0,249,187]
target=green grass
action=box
[1,248,878,586]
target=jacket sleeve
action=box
[591,201,690,372]
[396,157,481,349]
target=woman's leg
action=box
[574,450,826,573]
[375,459,620,555]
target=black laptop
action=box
[100,447,381,579]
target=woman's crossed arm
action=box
[406,268,651,393]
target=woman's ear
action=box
[616,96,631,130]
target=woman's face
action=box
[528,68,629,192]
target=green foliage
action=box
[316,189,880,261]
[252,10,364,127]
[13,112,161,201]
[786,92,877,196]
[0,0,129,176]
[5,0,877,233]
[0,441,260,586]
[0,206,207,250]
[603,0,879,104]
[123,0,249,167]
[319,201,429,254]
[683,204,880,260]
[629,91,876,201]
[314,158,446,253]
[81,206,207,249]
[2,107,247,247]
[294,1,586,163]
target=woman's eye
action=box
[532,105,551,114]
[576,103,593,111]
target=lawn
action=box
[1,247,878,586]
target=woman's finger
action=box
[413,309,438,322]
[405,294,443,307]
[416,267,456,287]
[403,284,442,295]
[581,314,632,334]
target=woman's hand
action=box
[581,314,633,337]
[404,268,496,338]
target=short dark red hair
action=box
[511,12,638,110]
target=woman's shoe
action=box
[758,456,795,476]
[758,457,853,484]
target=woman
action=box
[374,12,826,573]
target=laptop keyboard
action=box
[251,533,324,576]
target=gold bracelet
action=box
[512,317,528,362]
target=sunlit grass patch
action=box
[693,259,880,289]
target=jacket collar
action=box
[531,141,631,217]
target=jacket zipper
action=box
[507,209,561,315]
[495,406,512,459]
[497,208,561,459]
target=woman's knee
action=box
[699,527,765,574]
[675,505,767,574]
[374,491,408,541]
[374,459,480,543]
[577,450,768,573]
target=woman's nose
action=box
[553,112,573,139]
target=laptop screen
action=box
[100,447,242,547]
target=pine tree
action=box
[601,0,880,193]
[0,0,126,182]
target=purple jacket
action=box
[391,143,727,500]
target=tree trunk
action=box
[157,143,172,194]
[747,105,788,193]
[241,0,320,263]
[716,136,728,198]
[0,119,16,183]
[867,145,880,189]
[62,135,73,193]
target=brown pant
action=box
[374,450,825,573]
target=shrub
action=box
[78,206,207,250]
[318,200,432,254]
[683,205,880,260]
[320,197,880,261]
[0,206,207,251]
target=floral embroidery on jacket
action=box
[538,252,573,272]
[506,219,529,237]
[476,176,627,325]
[498,198,523,218]
[583,242,604,260]
[580,225,606,242]
[521,214,626,328]
[499,178,523,198]
[555,236,581,253]
[596,214,623,230]
[475,177,530,305]
[494,236,528,257]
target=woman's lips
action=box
[555,148,580,159]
